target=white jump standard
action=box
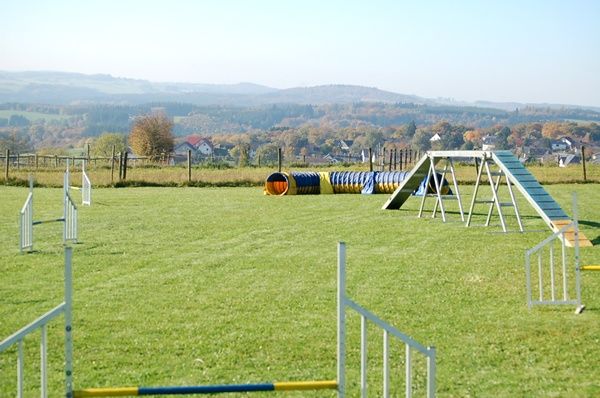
[19,174,78,253]
[65,160,92,206]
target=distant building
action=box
[550,140,567,152]
[174,135,214,157]
[482,135,497,151]
[430,133,442,142]
[558,153,581,167]
[338,140,354,152]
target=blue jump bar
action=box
[138,383,275,395]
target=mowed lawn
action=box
[1,184,599,397]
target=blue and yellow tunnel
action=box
[265,171,450,196]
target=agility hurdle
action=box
[19,174,78,253]
[0,247,74,398]
[525,193,588,313]
[66,160,92,206]
[1,244,436,397]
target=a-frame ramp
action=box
[381,154,439,210]
[491,151,592,247]
[382,150,592,247]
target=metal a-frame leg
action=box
[431,158,464,222]
[430,160,447,222]
[431,159,446,221]
[483,159,507,232]
[505,176,524,232]
[485,174,502,227]
[484,166,524,233]
[466,155,486,227]
[448,158,464,221]
[418,156,434,218]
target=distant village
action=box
[170,130,599,168]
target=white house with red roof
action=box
[174,135,214,157]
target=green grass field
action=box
[0,110,71,122]
[1,184,599,397]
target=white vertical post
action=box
[538,253,543,301]
[405,344,412,398]
[17,340,24,398]
[573,192,582,310]
[549,244,555,301]
[383,330,390,398]
[41,324,47,398]
[562,237,568,299]
[337,242,345,398]
[427,347,436,398]
[525,253,532,308]
[360,315,367,398]
[64,247,74,398]
[63,173,68,243]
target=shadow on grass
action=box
[579,220,600,245]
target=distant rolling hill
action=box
[0,70,598,112]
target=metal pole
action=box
[368,148,373,172]
[383,330,390,398]
[405,345,412,398]
[41,324,48,398]
[427,347,436,398]
[360,315,367,398]
[573,192,582,311]
[17,340,24,398]
[64,247,74,398]
[337,242,346,398]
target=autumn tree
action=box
[256,143,280,164]
[411,129,431,151]
[129,113,174,160]
[92,132,127,157]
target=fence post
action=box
[187,149,192,183]
[4,149,8,181]
[399,149,403,170]
[369,148,373,172]
[118,152,123,181]
[110,146,115,184]
[388,150,393,171]
[278,147,282,172]
[257,154,261,168]
[122,152,128,180]
[581,145,587,182]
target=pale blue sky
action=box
[2,0,600,106]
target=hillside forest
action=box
[1,101,599,163]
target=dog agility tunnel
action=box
[265,171,450,196]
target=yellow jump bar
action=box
[274,380,338,391]
[581,265,600,271]
[74,387,138,397]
